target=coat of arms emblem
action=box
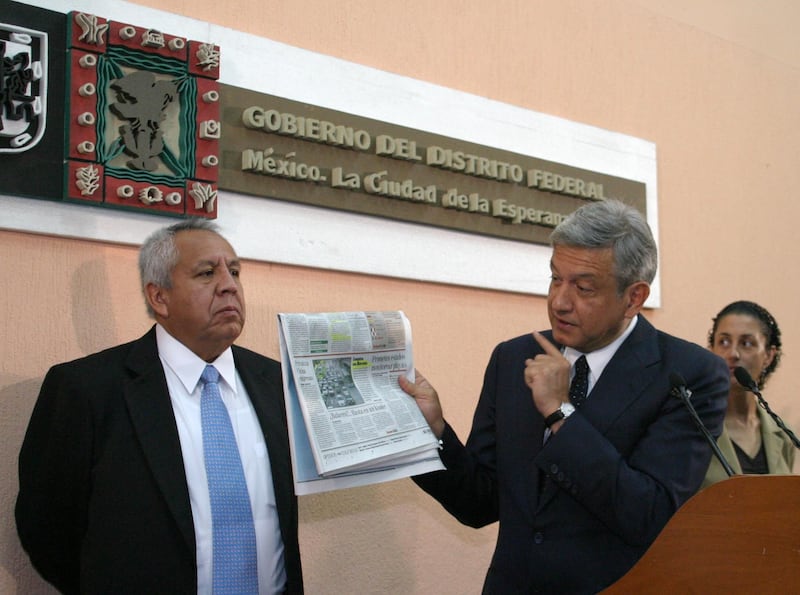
[0,23,47,153]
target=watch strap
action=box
[544,408,565,428]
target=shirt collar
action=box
[563,315,638,379]
[155,324,238,395]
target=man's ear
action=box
[624,281,650,317]
[145,283,169,318]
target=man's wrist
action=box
[544,402,576,428]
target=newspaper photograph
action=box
[278,311,444,494]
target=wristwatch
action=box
[544,402,576,428]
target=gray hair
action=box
[139,218,222,318]
[550,200,657,293]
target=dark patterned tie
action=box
[200,365,259,594]
[569,355,590,408]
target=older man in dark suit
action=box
[400,200,729,594]
[16,219,303,594]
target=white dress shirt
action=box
[563,315,639,396]
[156,325,286,594]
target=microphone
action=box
[670,372,735,477]
[734,366,800,449]
[733,366,758,392]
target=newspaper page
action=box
[278,311,444,495]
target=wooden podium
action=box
[603,475,800,592]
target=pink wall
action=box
[3,1,799,593]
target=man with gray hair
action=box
[401,199,728,593]
[17,218,303,594]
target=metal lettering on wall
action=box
[220,85,647,245]
[2,1,646,239]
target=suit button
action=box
[550,464,559,474]
[534,532,544,544]
[557,471,565,482]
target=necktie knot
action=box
[201,364,220,386]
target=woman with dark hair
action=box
[702,300,795,487]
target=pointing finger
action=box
[532,330,562,356]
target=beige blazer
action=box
[702,405,796,489]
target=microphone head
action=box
[734,366,756,390]
[669,372,686,390]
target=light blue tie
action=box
[200,365,259,594]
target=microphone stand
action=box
[670,373,736,478]
[735,367,800,449]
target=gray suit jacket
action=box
[16,326,303,594]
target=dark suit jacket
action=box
[16,327,303,594]
[414,316,729,594]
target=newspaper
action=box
[278,311,444,495]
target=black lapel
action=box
[123,327,196,554]
[234,347,295,538]
[578,316,661,433]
